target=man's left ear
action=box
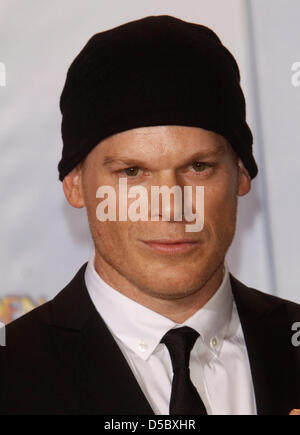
[237,159,251,196]
[62,163,85,208]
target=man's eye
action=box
[191,161,211,172]
[123,167,140,177]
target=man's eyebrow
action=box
[179,146,227,166]
[103,156,149,166]
[102,143,227,167]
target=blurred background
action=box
[0,0,299,324]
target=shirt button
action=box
[210,336,218,349]
[138,342,148,352]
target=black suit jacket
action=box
[0,262,299,415]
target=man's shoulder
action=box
[3,298,57,352]
[0,263,92,414]
[3,262,90,345]
[230,273,300,319]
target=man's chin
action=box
[132,271,210,301]
[128,256,223,301]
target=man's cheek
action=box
[95,223,121,250]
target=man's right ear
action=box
[62,164,85,208]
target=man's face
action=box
[65,125,250,301]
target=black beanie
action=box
[58,15,258,181]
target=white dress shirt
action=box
[84,249,257,415]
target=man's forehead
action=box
[99,125,228,151]
[100,137,229,166]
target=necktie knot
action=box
[160,326,199,372]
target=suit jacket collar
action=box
[49,263,296,415]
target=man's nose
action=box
[150,170,184,223]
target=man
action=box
[0,15,299,415]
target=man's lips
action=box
[140,239,199,254]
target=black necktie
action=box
[161,326,208,415]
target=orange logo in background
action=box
[0,296,45,325]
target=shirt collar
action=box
[84,248,233,361]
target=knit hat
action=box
[58,15,258,181]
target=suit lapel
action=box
[50,263,154,415]
[76,312,154,414]
[230,274,296,415]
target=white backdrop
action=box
[0,0,299,324]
